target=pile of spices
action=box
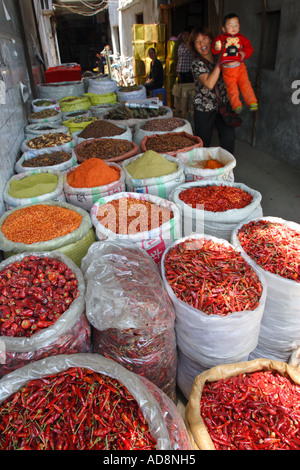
[237,219,300,282]
[178,185,253,212]
[126,150,178,179]
[33,100,53,107]
[1,204,82,244]
[0,255,79,337]
[75,138,134,161]
[187,159,224,169]
[27,133,72,149]
[200,369,300,450]
[22,151,72,168]
[97,196,174,235]
[144,133,197,153]
[78,120,125,139]
[141,117,185,132]
[164,237,262,315]
[0,367,157,450]
[67,158,120,188]
[8,173,58,199]
[29,109,59,120]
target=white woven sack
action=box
[29,112,63,125]
[176,146,236,182]
[63,163,126,212]
[133,119,193,148]
[103,106,173,129]
[73,124,132,144]
[25,123,69,139]
[170,180,263,241]
[62,109,91,121]
[32,98,60,113]
[90,103,119,118]
[116,85,147,102]
[87,77,118,94]
[4,169,65,210]
[231,216,300,363]
[37,81,85,99]
[90,192,181,264]
[15,147,77,174]
[161,234,267,369]
[122,153,185,199]
[21,133,77,154]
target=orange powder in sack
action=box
[67,157,120,188]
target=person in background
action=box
[211,13,258,114]
[177,29,194,83]
[95,52,105,74]
[188,26,236,155]
[144,48,164,95]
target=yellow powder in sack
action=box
[126,150,178,179]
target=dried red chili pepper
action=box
[200,369,300,450]
[164,237,262,315]
[179,184,253,212]
[237,219,300,282]
[0,367,157,450]
[0,255,79,337]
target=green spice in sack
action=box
[126,150,178,179]
[9,173,59,199]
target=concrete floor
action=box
[175,134,300,420]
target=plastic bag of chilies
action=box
[81,240,177,401]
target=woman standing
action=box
[188,26,236,154]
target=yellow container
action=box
[166,58,178,76]
[156,42,166,60]
[144,24,166,43]
[167,40,180,60]
[132,24,145,42]
[133,59,146,77]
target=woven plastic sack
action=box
[81,240,177,401]
[61,109,91,121]
[32,98,60,113]
[0,201,92,255]
[62,116,97,134]
[116,85,147,102]
[59,95,91,113]
[133,118,193,148]
[176,146,236,182]
[170,180,263,241]
[90,192,181,264]
[122,153,185,199]
[21,132,77,154]
[185,358,300,450]
[161,234,267,398]
[83,92,117,106]
[15,147,77,174]
[25,123,69,140]
[232,216,300,363]
[74,137,139,163]
[140,131,203,157]
[0,251,90,378]
[63,162,125,212]
[90,102,119,118]
[37,81,85,99]
[3,169,65,210]
[28,112,63,125]
[87,77,118,94]
[0,353,192,450]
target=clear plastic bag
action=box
[81,241,177,401]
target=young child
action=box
[212,13,258,114]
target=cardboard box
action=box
[172,83,195,112]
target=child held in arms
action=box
[212,13,258,114]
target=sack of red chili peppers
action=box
[0,201,95,268]
[0,252,91,378]
[171,180,263,241]
[4,169,66,211]
[90,192,181,264]
[232,216,300,363]
[81,240,177,401]
[176,146,236,182]
[0,353,192,450]
[161,234,267,398]
[186,358,300,450]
